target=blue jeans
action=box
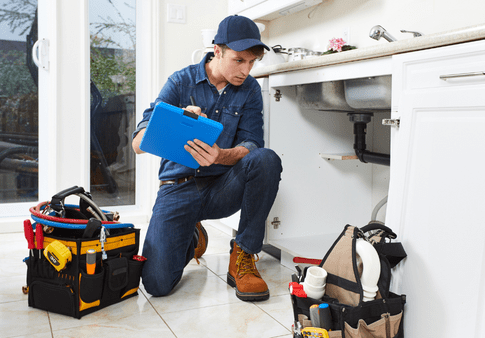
[141,148,282,296]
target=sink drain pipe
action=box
[349,113,390,166]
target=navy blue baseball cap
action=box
[213,15,270,52]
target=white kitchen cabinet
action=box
[228,0,322,21]
[228,0,267,14]
[387,40,485,337]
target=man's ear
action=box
[213,45,222,58]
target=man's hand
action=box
[185,140,250,167]
[185,105,206,118]
[183,105,217,166]
[132,128,146,154]
[185,139,220,167]
[183,104,250,167]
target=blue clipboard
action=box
[139,101,223,169]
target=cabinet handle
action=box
[382,118,400,128]
[439,71,485,81]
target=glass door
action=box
[0,0,39,204]
[1,0,152,229]
[89,0,136,207]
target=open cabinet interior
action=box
[265,81,391,265]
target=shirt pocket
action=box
[217,107,241,148]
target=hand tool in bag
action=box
[318,303,332,331]
[44,240,72,271]
[133,255,147,262]
[289,282,307,298]
[86,249,96,274]
[301,327,329,338]
[293,321,303,338]
[24,220,34,256]
[100,226,108,260]
[36,223,44,258]
[310,304,320,328]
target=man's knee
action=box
[141,241,184,297]
[142,265,180,297]
[142,280,172,297]
[246,148,282,174]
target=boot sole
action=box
[227,273,270,301]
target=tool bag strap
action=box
[318,225,364,306]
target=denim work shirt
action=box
[133,53,264,181]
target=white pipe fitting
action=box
[356,238,381,302]
[303,266,327,299]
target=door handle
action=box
[439,71,485,81]
[32,38,49,71]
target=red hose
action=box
[29,201,118,224]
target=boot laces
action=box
[236,249,260,276]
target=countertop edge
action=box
[251,24,485,78]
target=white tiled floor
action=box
[0,223,296,338]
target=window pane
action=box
[0,0,39,203]
[89,0,136,206]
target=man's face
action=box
[215,46,259,86]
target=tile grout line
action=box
[47,311,54,338]
[139,288,178,338]
[253,298,292,334]
[188,262,292,333]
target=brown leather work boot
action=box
[194,222,208,263]
[227,239,269,301]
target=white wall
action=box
[134,0,228,220]
[262,0,485,52]
[158,0,228,87]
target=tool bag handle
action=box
[50,186,85,211]
[361,221,397,239]
[50,186,107,221]
[361,222,407,269]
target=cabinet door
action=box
[387,40,485,337]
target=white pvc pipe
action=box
[356,238,381,302]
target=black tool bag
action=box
[291,223,407,338]
[24,186,145,319]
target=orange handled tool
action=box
[24,220,34,256]
[86,249,96,274]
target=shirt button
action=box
[197,169,200,173]
[223,91,226,94]
[235,112,238,115]
[215,110,219,113]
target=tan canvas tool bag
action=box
[290,223,407,338]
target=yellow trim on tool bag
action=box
[43,237,78,254]
[79,298,101,311]
[80,233,136,255]
[79,273,101,311]
[121,287,139,299]
[42,233,136,255]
